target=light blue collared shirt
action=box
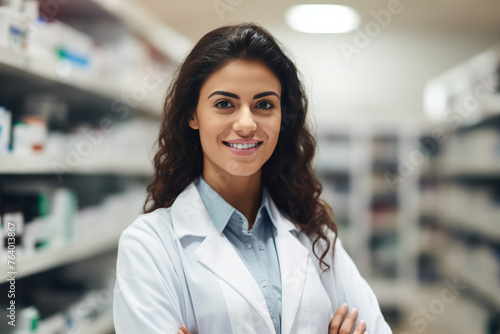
[194,174,282,334]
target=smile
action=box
[223,141,263,150]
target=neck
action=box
[203,169,262,230]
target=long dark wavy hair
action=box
[143,23,338,272]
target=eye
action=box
[256,100,274,110]
[214,99,234,109]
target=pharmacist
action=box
[113,23,393,334]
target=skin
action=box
[188,59,281,230]
[185,59,368,333]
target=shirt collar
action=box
[194,174,276,234]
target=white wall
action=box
[269,26,500,127]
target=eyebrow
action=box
[207,91,279,100]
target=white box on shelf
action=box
[0,7,13,48]
[0,106,11,154]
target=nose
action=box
[233,105,257,135]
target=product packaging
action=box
[0,106,11,154]
[49,188,77,247]
[12,306,40,334]
[12,116,48,155]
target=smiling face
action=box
[188,59,282,179]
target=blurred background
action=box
[0,0,499,333]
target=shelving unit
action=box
[315,118,425,326]
[37,304,114,334]
[0,1,187,333]
[0,45,162,116]
[78,309,114,334]
[417,43,500,333]
[0,230,120,281]
[0,155,153,175]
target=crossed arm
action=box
[176,304,369,334]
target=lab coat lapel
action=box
[269,196,310,334]
[196,225,276,332]
[171,182,276,333]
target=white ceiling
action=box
[136,0,500,127]
[139,0,500,41]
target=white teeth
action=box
[226,142,260,149]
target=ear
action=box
[188,113,199,130]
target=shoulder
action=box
[295,225,344,272]
[115,208,186,299]
[118,207,176,250]
[298,225,341,255]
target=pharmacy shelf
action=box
[0,231,120,282]
[442,218,500,246]
[456,94,500,131]
[369,279,417,308]
[398,283,492,334]
[418,44,500,334]
[420,211,500,250]
[439,166,500,179]
[424,43,500,124]
[0,154,153,175]
[481,92,500,115]
[78,309,114,334]
[441,258,500,311]
[0,45,162,116]
[94,0,192,62]
[38,306,114,334]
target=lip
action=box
[223,141,263,156]
[223,139,262,144]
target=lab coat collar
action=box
[194,174,278,234]
[172,181,299,238]
[171,181,309,334]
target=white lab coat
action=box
[113,181,393,334]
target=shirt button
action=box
[261,280,267,287]
[258,244,264,250]
[246,242,252,249]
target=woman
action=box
[113,23,393,334]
